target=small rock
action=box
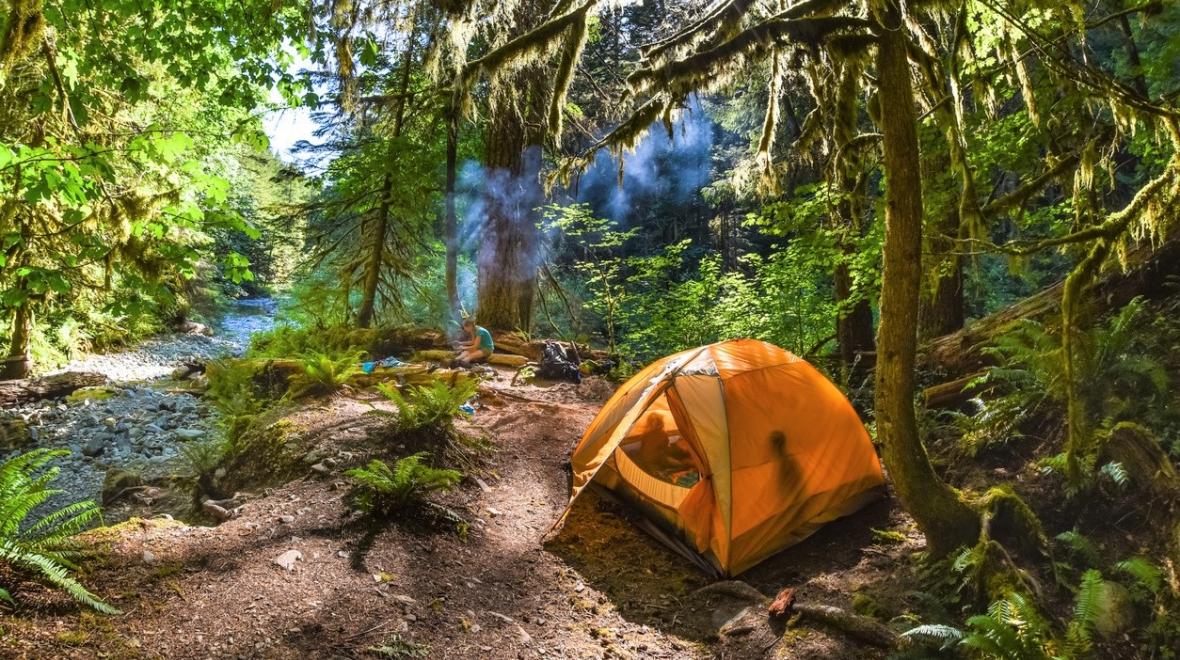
[486,507,502,517]
[144,423,164,435]
[174,428,205,441]
[273,549,302,572]
[516,624,532,645]
[310,463,330,475]
[202,501,234,522]
[142,550,157,565]
[278,515,295,524]
[82,437,105,457]
[103,417,117,428]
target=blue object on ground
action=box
[459,403,476,416]
[361,357,406,374]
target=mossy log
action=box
[922,371,988,409]
[0,371,109,407]
[208,359,476,394]
[412,349,530,368]
[921,239,1180,377]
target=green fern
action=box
[901,623,964,650]
[1114,557,1163,596]
[1055,530,1101,568]
[1097,461,1129,489]
[376,379,477,434]
[345,453,462,517]
[0,449,118,614]
[1063,569,1104,653]
[959,592,1052,659]
[287,350,364,398]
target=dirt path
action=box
[1,372,915,659]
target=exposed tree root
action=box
[692,581,903,649]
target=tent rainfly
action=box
[555,339,885,576]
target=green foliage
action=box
[248,324,375,360]
[376,379,477,435]
[1114,557,1163,597]
[961,298,1171,475]
[1054,530,1100,569]
[286,350,364,398]
[345,454,461,517]
[0,449,116,614]
[1063,569,1104,654]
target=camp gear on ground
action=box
[361,356,407,374]
[557,339,885,577]
[537,341,582,383]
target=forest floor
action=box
[0,363,921,659]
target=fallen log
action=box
[922,371,989,409]
[411,349,530,368]
[921,239,1180,377]
[0,371,109,407]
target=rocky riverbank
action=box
[0,299,277,520]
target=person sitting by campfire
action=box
[455,318,494,366]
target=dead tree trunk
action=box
[921,239,1180,377]
[0,371,108,406]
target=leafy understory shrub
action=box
[345,453,461,517]
[0,449,118,614]
[287,350,364,398]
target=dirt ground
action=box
[0,369,921,659]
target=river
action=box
[1,299,278,520]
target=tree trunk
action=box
[834,260,875,374]
[871,0,979,557]
[476,53,547,331]
[357,173,393,328]
[919,207,965,340]
[445,99,460,316]
[356,23,418,328]
[1,301,32,380]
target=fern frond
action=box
[901,623,964,650]
[1115,557,1162,595]
[1055,530,1101,567]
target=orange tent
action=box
[556,339,884,576]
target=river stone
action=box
[102,469,143,504]
[66,386,120,404]
[145,423,164,435]
[82,437,105,457]
[174,428,205,441]
[1094,580,1134,638]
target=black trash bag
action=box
[536,341,582,383]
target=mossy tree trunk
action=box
[871,0,979,556]
[1,299,31,380]
[444,98,460,316]
[357,29,418,329]
[919,207,965,340]
[475,8,548,332]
